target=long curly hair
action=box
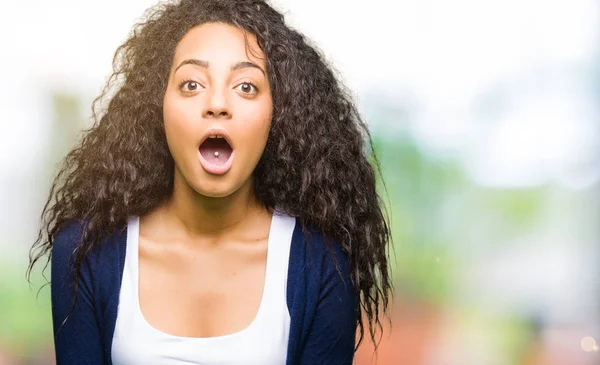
[28,0,391,349]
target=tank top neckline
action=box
[126,210,282,342]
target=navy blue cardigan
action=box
[50,218,357,364]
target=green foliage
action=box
[372,132,466,302]
[0,259,52,358]
[371,130,547,305]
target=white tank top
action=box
[111,211,295,364]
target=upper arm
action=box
[51,223,105,364]
[299,242,358,365]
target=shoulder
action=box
[51,220,87,268]
[289,221,354,301]
[51,219,126,277]
[292,222,351,277]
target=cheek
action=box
[239,123,271,175]
[240,111,272,152]
[246,100,273,137]
[163,98,200,149]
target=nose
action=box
[202,86,231,119]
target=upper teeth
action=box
[209,135,223,139]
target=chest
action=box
[138,236,268,338]
[111,214,297,365]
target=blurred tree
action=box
[0,91,87,363]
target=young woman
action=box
[28,0,391,364]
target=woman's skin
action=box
[136,22,275,338]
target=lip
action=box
[199,128,234,149]
[197,128,235,175]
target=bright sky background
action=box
[1,0,598,188]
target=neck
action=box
[159,171,268,238]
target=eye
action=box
[180,80,203,93]
[235,82,258,95]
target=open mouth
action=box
[198,132,234,175]
[199,136,233,164]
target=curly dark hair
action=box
[28,0,391,349]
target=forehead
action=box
[172,22,266,69]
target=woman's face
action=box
[163,22,273,198]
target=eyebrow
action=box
[174,59,266,76]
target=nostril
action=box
[205,110,229,118]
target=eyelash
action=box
[178,80,259,94]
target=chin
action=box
[192,182,236,199]
[191,173,249,199]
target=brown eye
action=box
[181,81,202,92]
[236,82,257,94]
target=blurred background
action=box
[1,0,599,364]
